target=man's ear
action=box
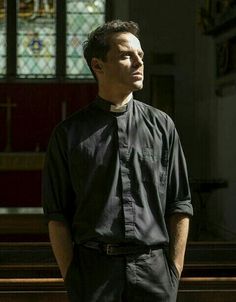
[91,58,104,76]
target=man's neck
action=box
[98,90,133,108]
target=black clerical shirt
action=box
[42,97,193,246]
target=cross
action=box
[0,97,17,152]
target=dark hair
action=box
[83,20,140,79]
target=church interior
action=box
[0,0,236,301]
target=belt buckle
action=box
[105,244,114,255]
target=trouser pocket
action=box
[163,250,180,287]
[64,256,75,287]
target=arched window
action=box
[0,0,106,80]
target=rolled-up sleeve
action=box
[165,120,193,217]
[42,126,75,225]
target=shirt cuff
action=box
[43,212,68,224]
[166,200,193,217]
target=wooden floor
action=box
[0,242,236,301]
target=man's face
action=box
[97,32,144,94]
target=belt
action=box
[81,241,162,256]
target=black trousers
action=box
[64,245,179,302]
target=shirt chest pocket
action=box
[139,147,168,187]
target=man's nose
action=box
[133,55,143,67]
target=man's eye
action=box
[121,53,130,58]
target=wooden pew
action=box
[0,278,68,302]
[177,242,236,301]
[0,242,67,301]
[0,242,236,301]
[178,277,236,302]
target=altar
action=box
[0,152,45,171]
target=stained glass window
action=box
[0,0,6,77]
[17,0,56,78]
[67,0,106,79]
[2,1,107,80]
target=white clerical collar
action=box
[96,96,133,113]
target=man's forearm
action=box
[48,220,74,279]
[167,213,190,276]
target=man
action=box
[42,20,193,302]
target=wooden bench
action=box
[0,278,68,302]
[0,242,236,301]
